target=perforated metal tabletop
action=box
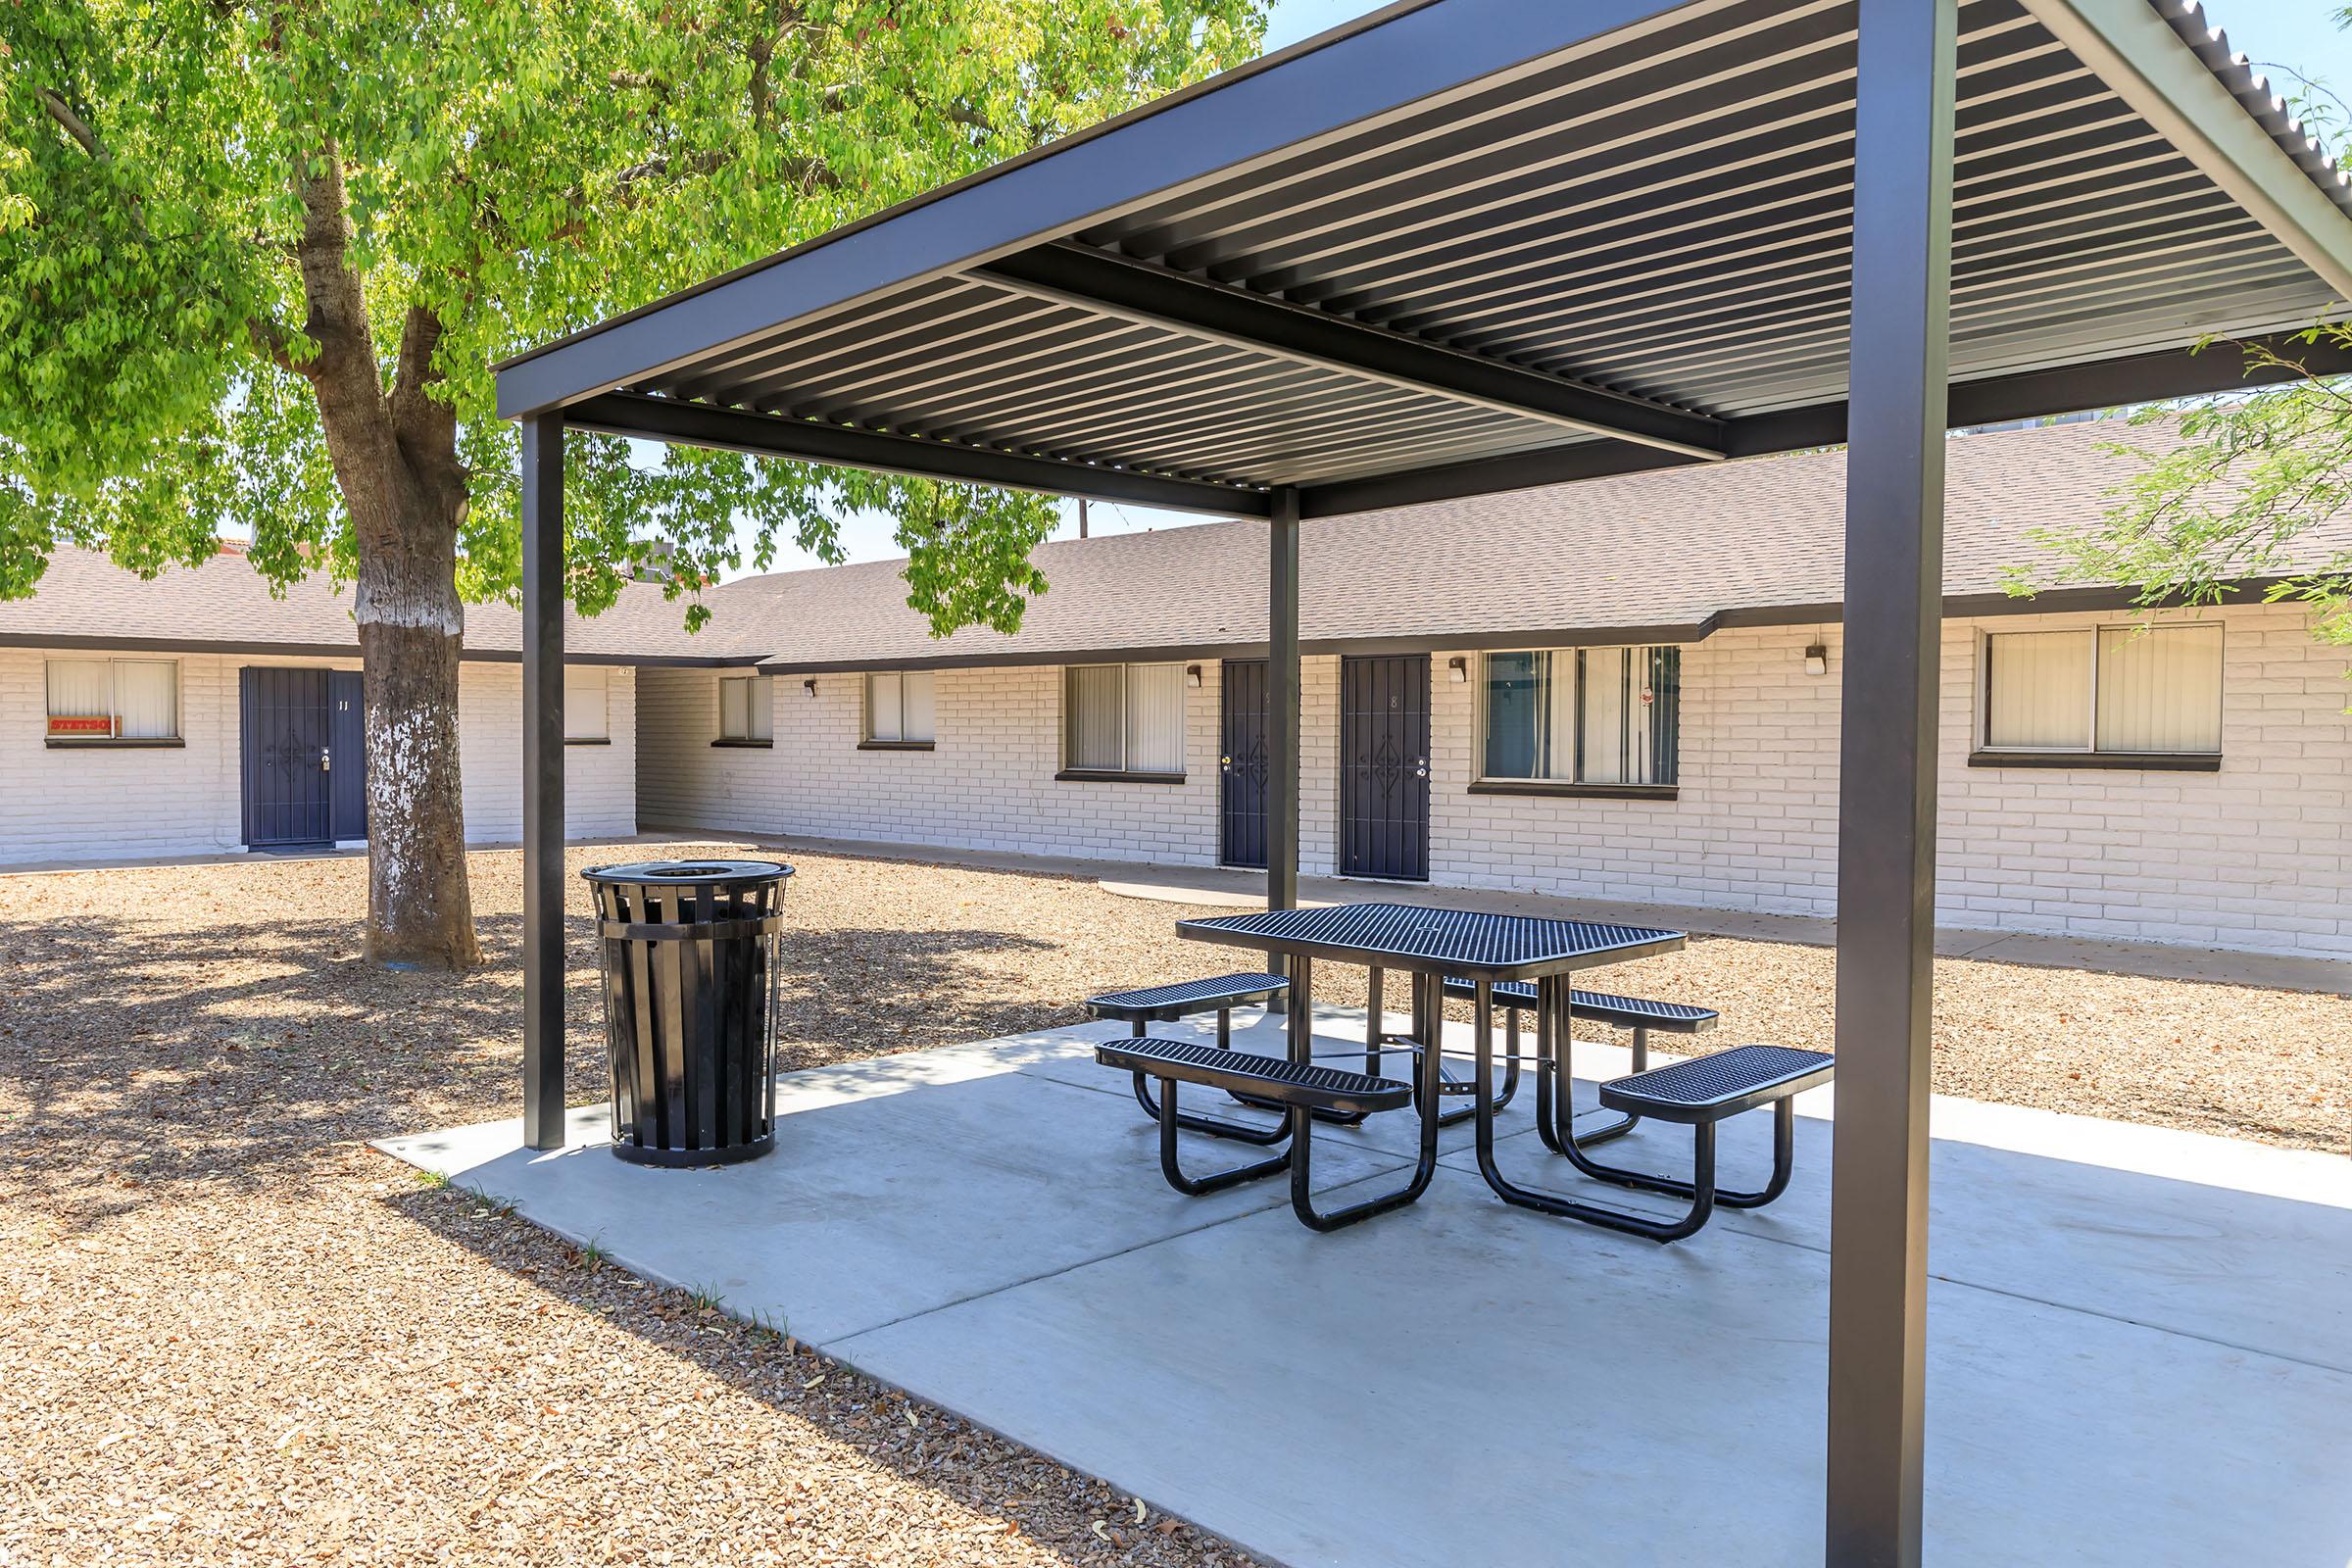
[1178,902,1684,980]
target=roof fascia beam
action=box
[972,244,1725,459]
[2021,0,2352,299]
[746,581,2283,676]
[1298,327,2352,515]
[566,391,1268,518]
[494,0,1710,419]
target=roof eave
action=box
[2023,0,2352,301]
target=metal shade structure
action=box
[496,1,2352,1561]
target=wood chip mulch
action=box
[0,839,2343,1565]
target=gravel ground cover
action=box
[0,839,2344,1566]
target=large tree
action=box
[0,0,1263,965]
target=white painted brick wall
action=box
[0,649,636,863]
[636,662,1221,865]
[458,662,638,843]
[0,649,244,860]
[636,604,2352,959]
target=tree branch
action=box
[247,317,315,381]
[33,87,107,162]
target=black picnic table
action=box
[1177,902,1687,1223]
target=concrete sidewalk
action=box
[659,827,2351,996]
[382,1009,2352,1568]
[17,824,2340,995]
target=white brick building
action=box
[4,422,2346,961]
[628,421,2352,963]
[0,546,663,864]
[631,602,2350,961]
[0,650,639,862]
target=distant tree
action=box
[0,0,1265,966]
[2019,50,2352,665]
[2019,327,2352,654]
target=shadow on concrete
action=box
[375,1173,1260,1565]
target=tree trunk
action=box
[291,148,483,969]
[356,539,481,969]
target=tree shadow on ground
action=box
[379,1177,1258,1567]
[0,902,1071,1234]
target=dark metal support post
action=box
[1827,0,1955,1561]
[521,416,567,1151]
[1266,487,1301,917]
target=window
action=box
[564,665,610,743]
[717,674,773,744]
[1061,662,1185,777]
[45,659,179,744]
[1479,646,1679,788]
[1980,623,2221,758]
[863,670,936,746]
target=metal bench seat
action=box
[1101,1035,1440,1230]
[1086,972,1287,1024]
[1440,976,1717,1151]
[1096,1037,1413,1118]
[1502,1044,1831,1244]
[1088,973,1307,1143]
[1599,1044,1833,1124]
[1440,976,1719,1033]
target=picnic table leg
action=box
[1155,1077,1291,1194]
[1365,964,1385,1075]
[1533,987,1565,1155]
[1470,977,1717,1243]
[1547,982,1641,1151]
[1129,1015,1291,1146]
[1289,963,1441,1232]
[1239,956,1366,1126]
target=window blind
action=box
[1064,665,1123,770]
[1984,631,2093,749]
[564,666,609,740]
[902,670,937,743]
[2097,624,2222,752]
[1124,663,1185,773]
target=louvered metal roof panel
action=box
[497,0,2352,512]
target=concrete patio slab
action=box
[838,1162,2351,1568]
[1433,1085,2352,1373]
[382,1015,2352,1567]
[381,1038,1405,1347]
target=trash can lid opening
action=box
[581,858,795,885]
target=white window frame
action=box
[1473,645,1680,788]
[1977,622,2223,757]
[1060,662,1186,778]
[716,674,773,744]
[44,657,181,744]
[563,665,611,743]
[862,670,937,747]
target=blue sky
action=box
[752,0,2352,575]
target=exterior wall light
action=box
[1186,664,1203,689]
[803,677,818,697]
[1804,644,1829,676]
[1447,656,1468,683]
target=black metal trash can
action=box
[582,858,794,1167]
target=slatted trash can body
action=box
[582,859,794,1166]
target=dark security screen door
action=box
[329,670,368,842]
[241,667,333,848]
[1219,659,1268,869]
[1340,655,1429,881]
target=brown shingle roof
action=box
[1,420,2329,668]
[726,417,2334,672]
[0,549,724,662]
